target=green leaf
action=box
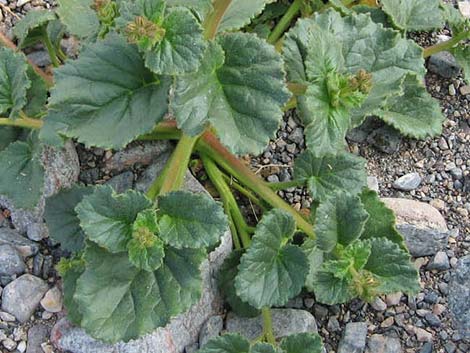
[58,256,86,324]
[24,67,48,117]
[172,33,290,155]
[217,0,276,33]
[301,239,324,292]
[381,0,444,31]
[217,250,261,318]
[56,0,99,39]
[280,333,324,353]
[166,0,213,22]
[0,127,21,152]
[157,190,227,249]
[309,270,354,305]
[364,238,420,294]
[375,74,444,139]
[127,209,165,272]
[359,189,405,248]
[0,138,44,210]
[38,112,68,147]
[0,47,31,119]
[314,192,369,252]
[48,34,171,149]
[235,209,308,309]
[75,186,152,253]
[251,343,283,353]
[294,150,367,202]
[198,334,250,353]
[44,185,94,253]
[451,45,470,84]
[352,5,391,27]
[74,242,206,343]
[13,10,57,48]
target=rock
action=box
[26,51,51,67]
[288,128,304,144]
[1,274,48,323]
[26,324,50,353]
[104,141,172,173]
[0,228,38,257]
[16,0,31,6]
[40,286,62,313]
[414,327,433,342]
[51,153,233,353]
[327,316,341,332]
[382,198,449,257]
[419,342,433,353]
[338,322,367,353]
[198,315,223,347]
[347,117,383,143]
[2,337,16,351]
[106,171,134,194]
[0,141,80,241]
[385,292,402,306]
[367,176,379,192]
[366,334,402,353]
[392,173,422,191]
[0,244,26,276]
[371,297,387,311]
[367,126,401,154]
[0,311,16,322]
[17,341,26,353]
[226,309,317,341]
[427,251,450,271]
[448,255,470,340]
[459,1,470,18]
[460,85,470,95]
[428,52,461,78]
[424,313,441,327]
[184,344,199,353]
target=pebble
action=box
[367,126,402,154]
[424,312,441,327]
[0,228,38,258]
[380,317,394,328]
[414,327,433,342]
[338,322,367,353]
[0,244,26,276]
[1,274,48,323]
[327,316,341,332]
[393,173,422,191]
[428,52,461,78]
[386,292,402,306]
[448,255,470,340]
[449,84,456,96]
[419,342,433,353]
[366,334,402,353]
[0,311,16,322]
[17,340,26,353]
[2,337,16,351]
[40,286,62,313]
[427,251,450,271]
[459,85,470,96]
[371,297,387,311]
[106,171,134,194]
[26,324,49,353]
[367,176,379,192]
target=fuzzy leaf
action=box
[381,0,444,31]
[360,189,405,247]
[352,5,390,27]
[301,239,324,293]
[309,270,353,305]
[44,185,94,253]
[217,0,276,33]
[217,250,260,318]
[74,242,206,342]
[0,127,21,152]
[251,343,283,353]
[24,67,48,117]
[0,48,31,119]
[375,74,444,139]
[157,191,227,249]
[364,238,420,294]
[294,150,367,202]
[0,138,44,210]
[172,33,290,155]
[198,334,250,353]
[59,256,85,324]
[280,333,324,353]
[48,34,171,149]
[166,0,213,22]
[451,45,470,84]
[235,209,308,309]
[314,192,369,252]
[56,0,99,38]
[13,10,57,48]
[75,186,152,253]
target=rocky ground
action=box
[0,1,470,353]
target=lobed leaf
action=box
[166,0,213,22]
[217,0,276,33]
[13,9,57,48]
[0,127,21,152]
[172,33,290,155]
[59,256,85,324]
[451,45,470,84]
[294,150,367,202]
[24,67,48,117]
[198,334,250,353]
[280,333,324,353]
[301,239,324,294]
[48,34,171,149]
[380,0,444,31]
[235,209,308,309]
[56,0,99,39]
[250,343,283,353]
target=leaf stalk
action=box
[261,308,276,344]
[423,30,470,58]
[267,0,303,45]
[0,116,43,129]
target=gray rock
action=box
[346,117,383,143]
[338,322,367,353]
[0,244,25,276]
[371,297,387,311]
[288,128,304,144]
[226,309,317,341]
[366,334,402,353]
[0,141,80,241]
[367,176,379,192]
[106,172,134,193]
[26,51,51,67]
[367,126,401,154]
[26,324,50,353]
[1,274,48,323]
[428,51,461,78]
[393,173,422,191]
[419,342,432,353]
[0,228,38,257]
[427,251,450,271]
[184,344,199,353]
[198,316,223,347]
[448,255,470,340]
[397,225,449,257]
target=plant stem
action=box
[268,180,304,191]
[267,0,303,45]
[423,30,470,58]
[203,0,231,39]
[221,174,265,209]
[0,117,43,129]
[146,133,199,199]
[202,155,251,248]
[42,32,60,68]
[261,308,276,344]
[138,120,182,141]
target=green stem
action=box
[261,308,276,344]
[202,155,251,248]
[267,0,303,45]
[203,0,231,39]
[57,48,67,62]
[146,133,199,199]
[42,32,60,68]
[268,180,304,191]
[0,117,43,129]
[423,30,470,58]
[221,174,265,209]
